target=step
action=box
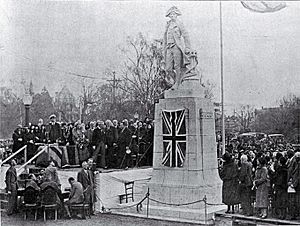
[114,202,226,224]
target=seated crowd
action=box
[6,158,97,219]
[11,114,154,169]
[219,136,300,220]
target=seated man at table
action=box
[26,174,40,191]
[24,174,40,205]
[44,160,61,187]
[40,174,63,209]
[64,177,84,219]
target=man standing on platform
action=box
[92,121,106,168]
[77,161,95,214]
[117,119,132,169]
[5,159,18,216]
[47,114,61,143]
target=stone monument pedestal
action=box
[147,79,224,223]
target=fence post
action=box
[146,187,150,218]
[204,195,207,225]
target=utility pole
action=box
[107,71,122,105]
[107,71,122,118]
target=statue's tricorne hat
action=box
[166,6,182,17]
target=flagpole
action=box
[219,1,226,155]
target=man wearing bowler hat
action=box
[163,6,191,89]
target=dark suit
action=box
[12,129,25,158]
[47,122,61,143]
[117,127,132,168]
[77,169,95,212]
[40,181,62,206]
[92,127,106,167]
[5,166,18,214]
[105,127,117,168]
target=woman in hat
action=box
[254,157,269,218]
[219,152,240,213]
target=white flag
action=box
[241,1,286,13]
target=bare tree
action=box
[118,33,164,118]
[234,105,255,132]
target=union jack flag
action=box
[162,109,187,167]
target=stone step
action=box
[114,202,226,225]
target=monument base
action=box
[146,79,225,222]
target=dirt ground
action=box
[0,211,198,226]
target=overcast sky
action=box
[1,1,300,113]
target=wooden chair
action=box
[119,181,134,204]
[40,187,59,221]
[23,187,40,220]
[69,193,91,219]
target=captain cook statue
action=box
[162,6,198,90]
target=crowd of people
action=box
[10,114,154,169]
[219,135,300,220]
[5,158,97,219]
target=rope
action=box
[206,202,225,206]
[148,197,205,206]
[95,190,149,211]
[108,192,149,210]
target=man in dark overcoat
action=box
[5,159,19,215]
[117,119,132,169]
[91,121,106,167]
[47,114,61,143]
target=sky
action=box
[0,0,300,113]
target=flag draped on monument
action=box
[162,109,187,167]
[241,1,286,13]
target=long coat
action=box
[163,19,191,67]
[77,169,95,203]
[5,166,18,214]
[47,122,61,143]
[219,161,240,205]
[254,166,269,208]
[117,127,132,153]
[274,165,288,208]
[12,129,25,153]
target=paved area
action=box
[0,212,198,226]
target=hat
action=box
[166,6,182,17]
[49,114,56,119]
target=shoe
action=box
[261,215,267,219]
[225,211,231,214]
